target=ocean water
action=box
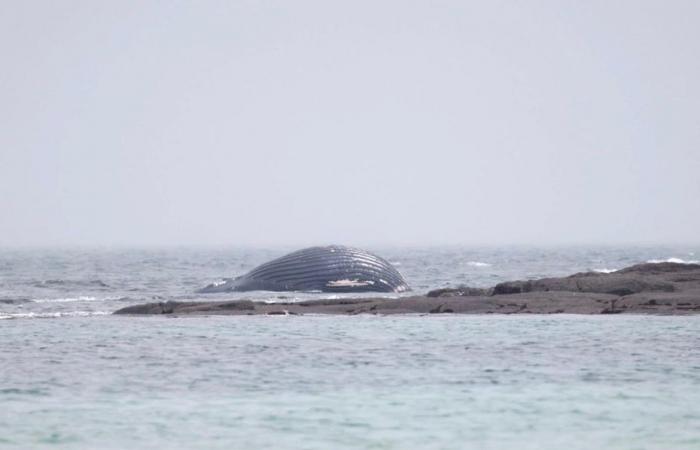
[1,246,699,449]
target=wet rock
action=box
[114,262,700,316]
[426,286,488,297]
[617,262,700,274]
[114,301,196,315]
[492,270,675,297]
[217,301,255,310]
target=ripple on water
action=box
[0,315,698,449]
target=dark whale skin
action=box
[198,245,410,294]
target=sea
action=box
[1,245,699,449]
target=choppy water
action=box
[1,246,699,448]
[1,245,699,319]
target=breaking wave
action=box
[646,257,700,264]
[466,261,492,267]
[0,311,110,320]
[31,296,130,303]
[34,279,109,288]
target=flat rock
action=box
[426,286,488,297]
[113,262,700,316]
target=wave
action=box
[34,279,109,288]
[0,311,110,320]
[31,296,130,303]
[646,257,700,264]
[466,261,492,267]
[593,268,619,274]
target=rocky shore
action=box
[114,262,700,316]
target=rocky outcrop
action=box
[426,286,488,297]
[114,262,700,316]
[115,300,255,315]
[491,273,675,296]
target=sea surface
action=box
[1,246,699,449]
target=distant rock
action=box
[616,261,700,274]
[490,262,696,296]
[426,286,488,298]
[114,262,700,316]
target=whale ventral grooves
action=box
[198,245,410,293]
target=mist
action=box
[1,1,699,247]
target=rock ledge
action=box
[114,262,700,316]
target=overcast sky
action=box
[1,1,698,247]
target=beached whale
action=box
[198,245,410,293]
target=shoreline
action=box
[114,262,700,316]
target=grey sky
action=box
[1,1,698,247]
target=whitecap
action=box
[466,261,491,267]
[0,311,110,320]
[31,296,125,303]
[593,268,618,274]
[646,257,699,264]
[32,296,98,303]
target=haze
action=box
[1,1,699,247]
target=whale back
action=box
[200,245,410,293]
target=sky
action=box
[1,1,699,247]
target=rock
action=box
[426,286,488,297]
[113,300,254,315]
[617,262,700,274]
[492,271,675,296]
[217,301,255,310]
[113,301,194,315]
[113,262,700,316]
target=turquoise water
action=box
[2,315,699,449]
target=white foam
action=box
[646,257,699,264]
[466,261,491,267]
[0,311,110,320]
[593,268,618,274]
[32,296,129,304]
[32,296,99,303]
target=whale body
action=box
[198,245,410,293]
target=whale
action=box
[198,245,410,293]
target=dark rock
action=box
[429,304,445,313]
[298,298,374,307]
[492,282,527,295]
[492,272,675,296]
[217,301,255,310]
[426,286,488,297]
[617,262,700,274]
[114,301,197,315]
[113,262,700,316]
